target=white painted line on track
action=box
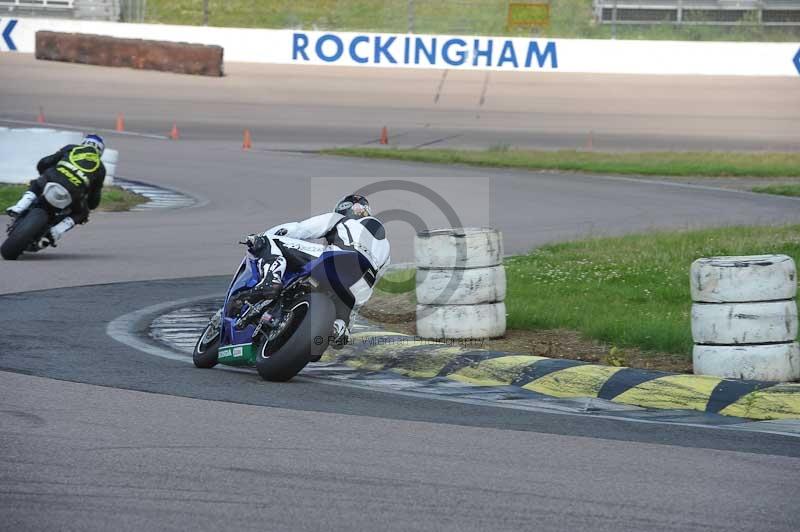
[114,178,199,211]
[0,117,170,140]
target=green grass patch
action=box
[326,148,800,178]
[0,184,148,213]
[97,186,149,211]
[144,0,800,41]
[505,225,800,358]
[0,184,25,211]
[376,268,416,296]
[752,184,800,198]
[368,227,800,360]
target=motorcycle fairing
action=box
[218,248,372,361]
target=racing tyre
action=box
[256,292,334,382]
[193,323,220,368]
[1,208,49,261]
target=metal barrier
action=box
[0,0,75,18]
[0,0,122,21]
[74,0,119,21]
[120,0,145,22]
[0,0,74,8]
[594,0,800,26]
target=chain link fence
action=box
[120,0,146,22]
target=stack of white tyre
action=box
[415,228,506,339]
[691,255,800,382]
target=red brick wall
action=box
[35,31,224,77]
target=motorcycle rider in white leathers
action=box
[220,194,390,348]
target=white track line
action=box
[0,117,169,140]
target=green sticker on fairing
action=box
[218,343,257,366]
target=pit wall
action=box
[0,17,798,77]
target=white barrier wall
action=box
[0,17,798,77]
[0,128,117,184]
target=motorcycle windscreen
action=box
[224,257,260,312]
[221,256,260,351]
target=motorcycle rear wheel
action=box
[192,323,220,368]
[1,208,49,260]
[255,292,334,382]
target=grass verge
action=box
[144,0,800,42]
[504,225,800,358]
[0,184,148,213]
[364,225,800,371]
[326,148,800,179]
[751,184,800,198]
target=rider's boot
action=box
[331,319,350,350]
[6,191,36,218]
[42,217,75,248]
[310,319,349,362]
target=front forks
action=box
[235,299,274,330]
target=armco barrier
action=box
[691,255,800,382]
[35,31,223,76]
[0,128,117,185]
[0,18,798,76]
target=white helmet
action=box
[81,134,105,155]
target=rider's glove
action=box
[244,234,269,254]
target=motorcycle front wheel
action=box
[1,208,50,260]
[192,323,221,368]
[255,292,334,382]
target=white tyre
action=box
[693,342,800,382]
[691,301,798,345]
[691,255,796,303]
[416,302,506,339]
[416,265,506,305]
[415,228,503,270]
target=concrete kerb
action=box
[321,329,800,421]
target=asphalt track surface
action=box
[2,54,800,152]
[2,55,800,531]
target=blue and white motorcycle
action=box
[192,238,373,381]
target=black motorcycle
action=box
[2,183,73,260]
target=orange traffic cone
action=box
[116,114,125,132]
[36,107,45,124]
[242,129,252,150]
[170,123,180,140]
[379,126,388,145]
